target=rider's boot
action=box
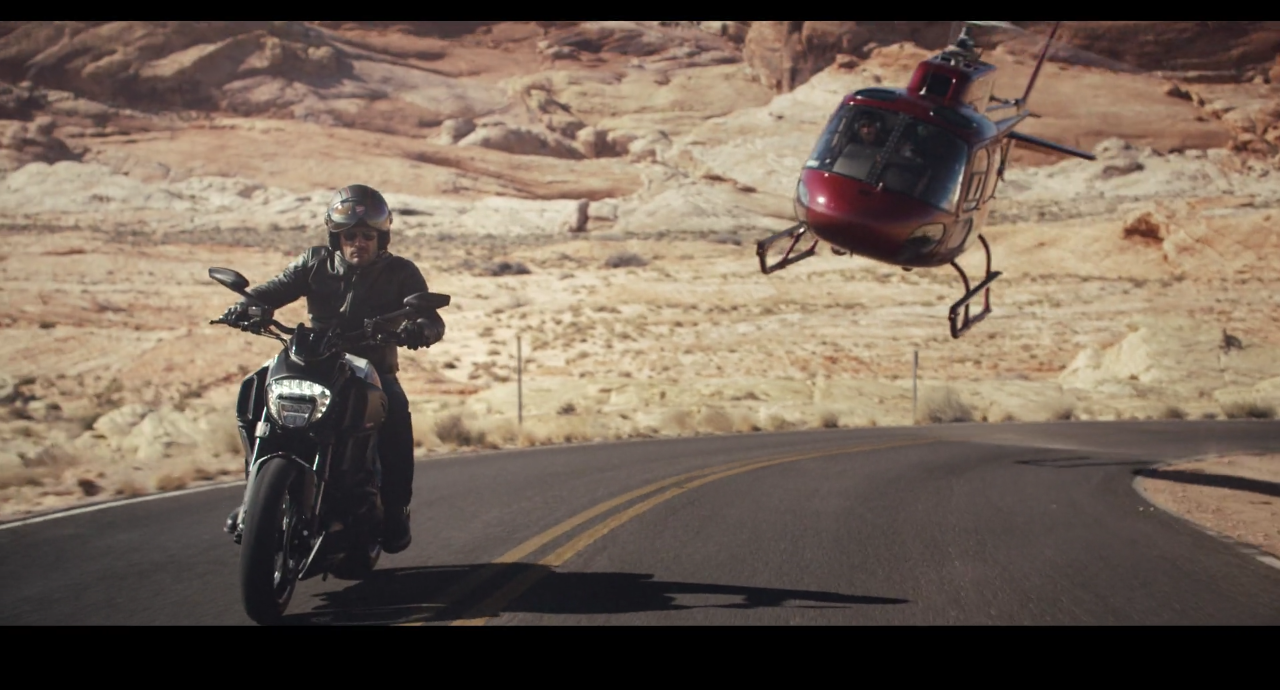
[349,472,382,536]
[225,507,242,544]
[382,505,411,554]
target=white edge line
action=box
[0,480,247,531]
[1256,555,1280,571]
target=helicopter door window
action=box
[963,147,988,212]
[885,117,969,213]
[984,143,1003,201]
[943,216,974,254]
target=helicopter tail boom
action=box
[1008,130,1096,161]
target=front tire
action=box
[239,456,306,625]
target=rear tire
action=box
[239,456,306,625]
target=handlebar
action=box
[206,267,449,354]
[209,310,417,352]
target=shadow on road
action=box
[280,563,909,625]
[1014,455,1155,469]
[1134,467,1280,499]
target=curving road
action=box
[3,420,1280,625]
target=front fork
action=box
[234,411,330,542]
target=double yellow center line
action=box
[400,438,933,625]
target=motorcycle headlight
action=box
[267,378,332,428]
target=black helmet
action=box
[325,184,393,252]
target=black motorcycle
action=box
[207,266,449,625]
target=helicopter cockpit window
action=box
[806,104,970,212]
[804,108,892,181]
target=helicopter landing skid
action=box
[757,223,819,275]
[947,234,1002,339]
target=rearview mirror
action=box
[404,292,451,311]
[209,267,250,293]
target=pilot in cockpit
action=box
[833,111,891,180]
[853,114,884,146]
[895,124,927,161]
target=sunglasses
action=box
[341,229,379,242]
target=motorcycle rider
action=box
[220,184,444,554]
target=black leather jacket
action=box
[243,246,444,375]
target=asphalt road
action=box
[3,420,1280,625]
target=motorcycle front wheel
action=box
[239,456,306,625]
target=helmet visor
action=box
[327,197,391,233]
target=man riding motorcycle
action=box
[219,184,445,554]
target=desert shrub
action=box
[1160,405,1187,420]
[481,261,531,276]
[918,387,973,424]
[1221,401,1277,419]
[435,413,485,446]
[696,407,735,434]
[1048,403,1075,421]
[604,251,647,268]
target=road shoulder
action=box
[1134,453,1280,563]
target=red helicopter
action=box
[755,20,1098,338]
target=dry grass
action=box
[517,414,609,446]
[604,251,648,268]
[480,261,531,276]
[154,472,190,492]
[114,478,149,497]
[696,406,735,434]
[763,412,797,431]
[917,387,973,424]
[1160,404,1188,420]
[199,416,244,457]
[1047,402,1076,421]
[1220,400,1277,419]
[434,413,489,448]
[76,476,104,496]
[660,408,696,435]
[414,400,799,454]
[0,444,84,489]
[22,444,82,472]
[0,468,45,490]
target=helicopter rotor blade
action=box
[955,20,1148,75]
[965,21,1020,30]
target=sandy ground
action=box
[1136,454,1280,560]
[1,23,1279,561]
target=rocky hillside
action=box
[3,22,1278,171]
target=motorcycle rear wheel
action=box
[239,456,306,625]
